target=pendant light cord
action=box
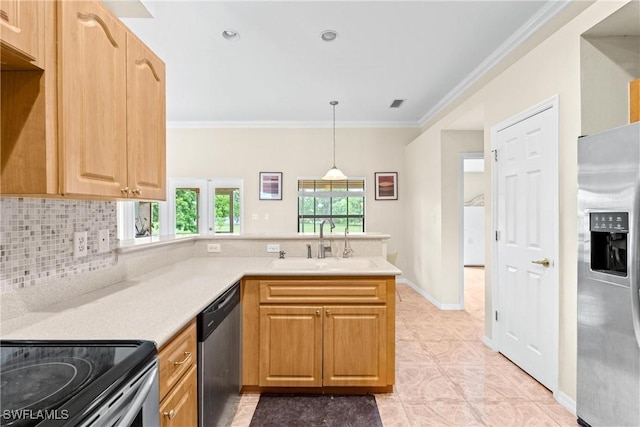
[331,100,338,168]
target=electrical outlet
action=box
[73,231,88,258]
[266,244,280,253]
[264,213,270,220]
[98,229,109,253]
[252,213,259,220]
[207,243,221,253]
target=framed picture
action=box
[259,172,283,200]
[374,172,398,200]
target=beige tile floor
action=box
[231,268,578,426]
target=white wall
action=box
[403,0,632,402]
[464,172,484,202]
[166,127,419,257]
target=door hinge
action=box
[495,230,500,241]
[492,149,498,162]
[495,311,499,322]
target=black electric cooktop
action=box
[0,340,156,427]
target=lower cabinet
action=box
[243,276,395,392]
[159,365,197,427]
[158,319,197,426]
[259,304,387,387]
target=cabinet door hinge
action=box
[495,311,499,322]
[495,230,500,241]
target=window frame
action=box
[297,177,366,233]
[117,177,243,240]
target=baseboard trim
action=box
[554,390,577,415]
[397,278,462,310]
[482,335,497,351]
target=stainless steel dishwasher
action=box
[197,281,241,427]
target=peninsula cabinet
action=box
[0,0,166,200]
[242,276,396,392]
[0,0,44,69]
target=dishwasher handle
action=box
[198,281,240,341]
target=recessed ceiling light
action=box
[320,30,338,42]
[222,29,240,41]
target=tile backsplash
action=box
[0,197,116,291]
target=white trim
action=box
[491,95,560,393]
[166,120,420,129]
[482,335,497,352]
[397,278,462,310]
[555,391,577,416]
[418,1,570,127]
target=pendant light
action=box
[322,101,347,180]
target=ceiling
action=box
[116,1,566,127]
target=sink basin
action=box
[267,257,378,271]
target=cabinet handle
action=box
[326,309,330,317]
[173,351,192,366]
[316,310,320,317]
[132,188,142,196]
[120,186,130,194]
[164,409,176,420]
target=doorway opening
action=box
[459,154,485,312]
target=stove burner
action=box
[1,357,93,414]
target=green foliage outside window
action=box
[176,188,198,234]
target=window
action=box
[117,178,243,240]
[298,179,365,233]
[215,188,240,233]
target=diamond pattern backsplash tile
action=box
[0,197,116,291]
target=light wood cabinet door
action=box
[126,34,166,200]
[259,305,322,387]
[0,0,42,67]
[159,364,197,427]
[323,305,387,387]
[58,0,128,198]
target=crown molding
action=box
[166,120,420,129]
[417,0,572,127]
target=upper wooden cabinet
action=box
[58,1,166,200]
[0,0,166,200]
[58,0,128,198]
[0,0,44,69]
[126,34,166,200]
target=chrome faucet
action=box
[318,219,335,259]
[306,244,312,259]
[342,228,354,258]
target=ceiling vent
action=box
[389,99,405,108]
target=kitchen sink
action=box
[267,257,378,271]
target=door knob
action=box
[531,258,551,268]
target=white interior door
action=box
[493,99,558,392]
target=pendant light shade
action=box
[322,101,347,180]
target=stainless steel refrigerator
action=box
[577,122,640,427]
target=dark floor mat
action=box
[249,394,383,427]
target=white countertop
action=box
[1,256,400,347]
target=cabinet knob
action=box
[326,309,330,317]
[164,409,176,419]
[120,187,130,194]
[316,310,320,317]
[132,188,142,196]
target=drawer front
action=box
[159,364,197,427]
[159,320,196,400]
[259,279,387,304]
